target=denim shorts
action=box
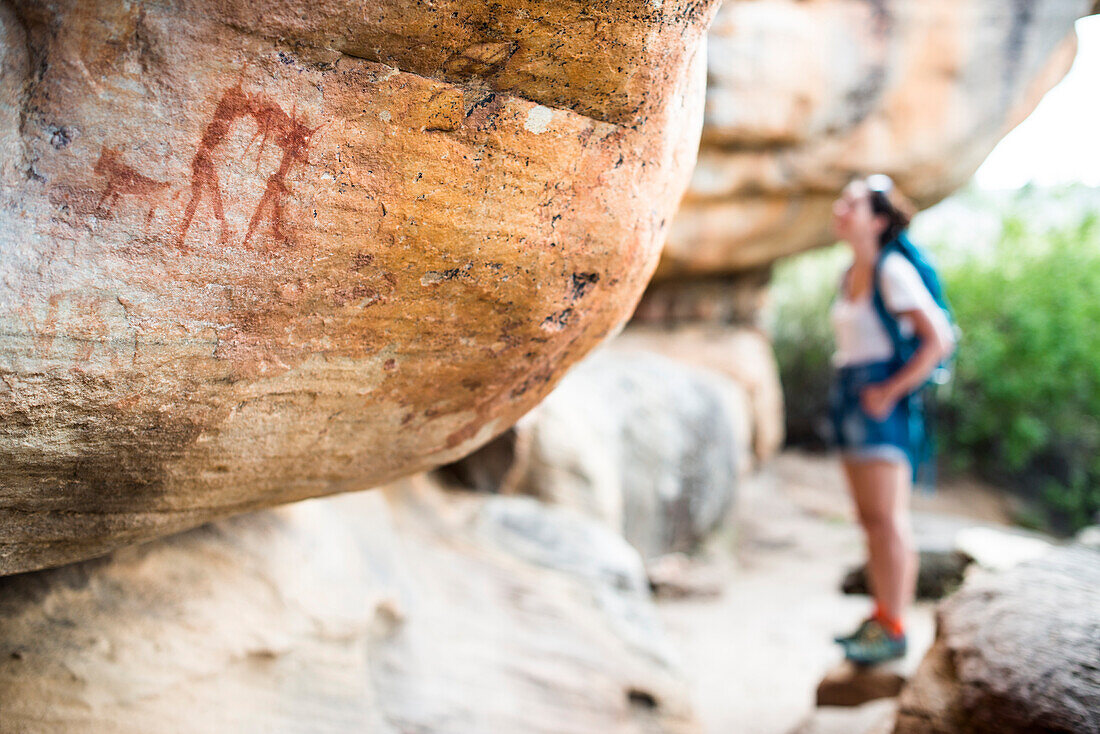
[828,359,924,478]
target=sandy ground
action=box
[657,451,1015,734]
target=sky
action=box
[974,15,1100,189]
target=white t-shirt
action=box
[830,252,953,367]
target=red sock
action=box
[872,603,905,638]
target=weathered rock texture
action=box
[444,349,742,560]
[624,266,786,464]
[0,0,720,574]
[660,0,1094,275]
[0,475,698,733]
[817,662,906,708]
[895,546,1100,734]
[632,267,772,327]
[611,324,784,464]
[841,550,972,601]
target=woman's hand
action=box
[860,383,898,420]
[869,307,955,412]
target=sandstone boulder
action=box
[661,0,1094,275]
[894,546,1100,734]
[0,0,720,574]
[611,324,785,464]
[631,267,772,328]
[0,475,698,733]
[445,349,743,560]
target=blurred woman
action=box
[828,175,955,664]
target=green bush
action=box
[939,211,1100,533]
[766,192,1100,533]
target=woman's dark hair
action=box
[864,174,916,247]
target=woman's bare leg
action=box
[841,458,918,623]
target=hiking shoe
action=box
[832,617,874,645]
[840,618,907,665]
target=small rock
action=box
[840,550,971,601]
[816,661,906,708]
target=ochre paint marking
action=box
[177,84,319,251]
[94,147,169,216]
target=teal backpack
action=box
[870,230,959,386]
[870,230,959,489]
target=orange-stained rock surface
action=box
[0,0,720,574]
[659,0,1094,275]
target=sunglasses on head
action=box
[865,174,895,194]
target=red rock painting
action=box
[177,85,319,251]
[94,147,169,217]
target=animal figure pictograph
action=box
[177,85,320,251]
[94,147,169,220]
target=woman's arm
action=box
[860,308,955,419]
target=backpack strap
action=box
[870,241,915,368]
[871,235,938,491]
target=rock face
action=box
[0,475,699,733]
[894,546,1100,734]
[660,0,1093,275]
[632,267,772,327]
[0,0,720,575]
[445,349,742,560]
[611,324,785,465]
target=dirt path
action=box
[657,451,1015,734]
